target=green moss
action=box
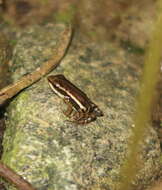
[40,0,50,5]
[87,31,98,39]
[2,130,29,167]
[9,39,17,46]
[2,92,34,167]
[8,92,31,122]
[54,5,76,24]
[120,40,145,54]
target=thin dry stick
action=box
[0,24,72,106]
[0,162,36,190]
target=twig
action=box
[0,24,72,106]
[0,162,37,190]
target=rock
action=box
[2,23,161,190]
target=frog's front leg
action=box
[63,98,74,118]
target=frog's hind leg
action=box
[72,109,86,121]
[64,110,84,124]
[65,113,97,125]
[71,109,97,124]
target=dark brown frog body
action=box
[48,74,103,124]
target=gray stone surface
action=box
[2,24,161,190]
